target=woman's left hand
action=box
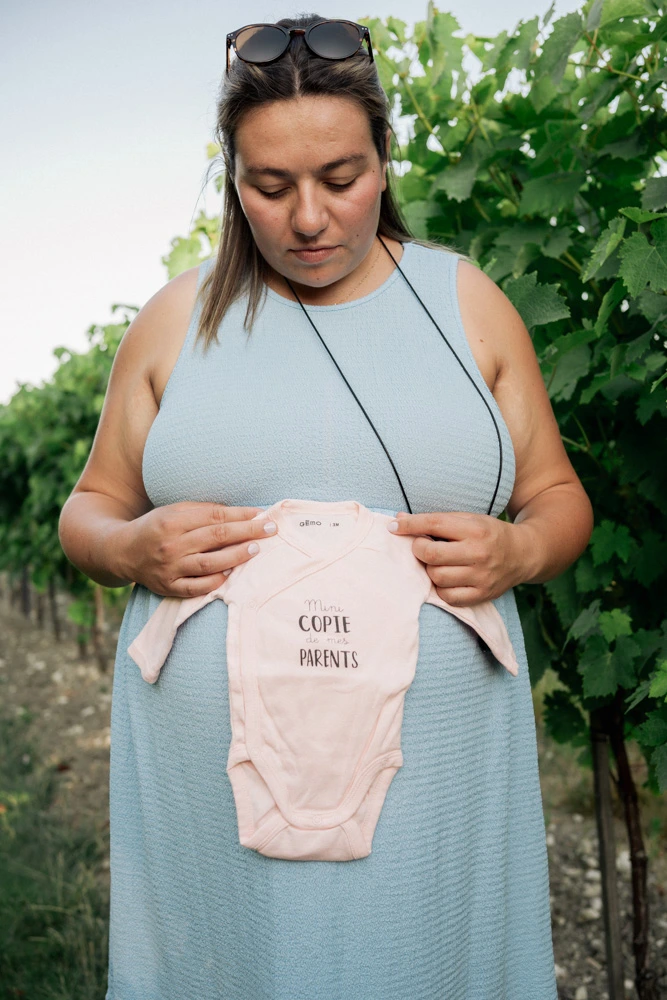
[387,510,532,607]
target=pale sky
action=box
[1,0,581,404]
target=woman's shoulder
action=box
[405,240,507,312]
[130,263,206,408]
[402,241,511,393]
[404,238,463,262]
[401,239,467,285]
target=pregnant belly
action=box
[117,586,520,811]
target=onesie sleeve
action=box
[127,580,229,684]
[424,583,520,677]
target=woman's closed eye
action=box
[259,179,356,200]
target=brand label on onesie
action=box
[283,513,358,535]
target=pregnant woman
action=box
[58,14,594,999]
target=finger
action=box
[427,563,480,588]
[177,534,266,580]
[182,513,277,557]
[412,536,476,567]
[166,502,265,530]
[210,504,266,520]
[434,585,485,607]
[387,510,483,540]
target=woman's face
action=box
[234,94,389,294]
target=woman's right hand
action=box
[120,502,277,597]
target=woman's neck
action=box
[266,236,405,306]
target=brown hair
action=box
[195,12,458,350]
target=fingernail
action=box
[263,521,276,534]
[248,542,259,554]
[223,568,232,576]
[387,520,398,532]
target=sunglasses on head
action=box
[226,19,374,73]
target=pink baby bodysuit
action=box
[128,498,519,862]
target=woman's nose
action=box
[291,187,328,237]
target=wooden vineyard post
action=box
[48,576,61,641]
[93,583,108,672]
[591,709,625,1000]
[607,698,660,1000]
[20,565,31,618]
[36,589,45,628]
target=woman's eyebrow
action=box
[245,153,368,179]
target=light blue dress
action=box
[106,240,558,999]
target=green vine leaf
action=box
[651,744,667,793]
[598,608,633,643]
[518,172,587,217]
[649,660,667,701]
[567,599,602,645]
[635,709,667,746]
[641,176,667,212]
[619,207,667,225]
[590,520,633,565]
[533,11,583,85]
[581,218,626,282]
[502,271,571,330]
[543,689,589,744]
[618,220,667,297]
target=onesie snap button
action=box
[247,599,257,610]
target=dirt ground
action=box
[1,588,665,999]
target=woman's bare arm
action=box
[456,258,594,585]
[58,265,201,587]
[58,265,272,595]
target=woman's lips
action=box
[291,246,338,263]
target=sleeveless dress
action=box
[106,240,558,1000]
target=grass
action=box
[0,713,109,1000]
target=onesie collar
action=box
[265,498,375,560]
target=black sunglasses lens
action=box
[235,25,287,63]
[307,21,361,59]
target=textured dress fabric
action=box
[106,240,558,999]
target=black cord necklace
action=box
[283,235,504,518]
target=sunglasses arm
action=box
[362,29,375,63]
